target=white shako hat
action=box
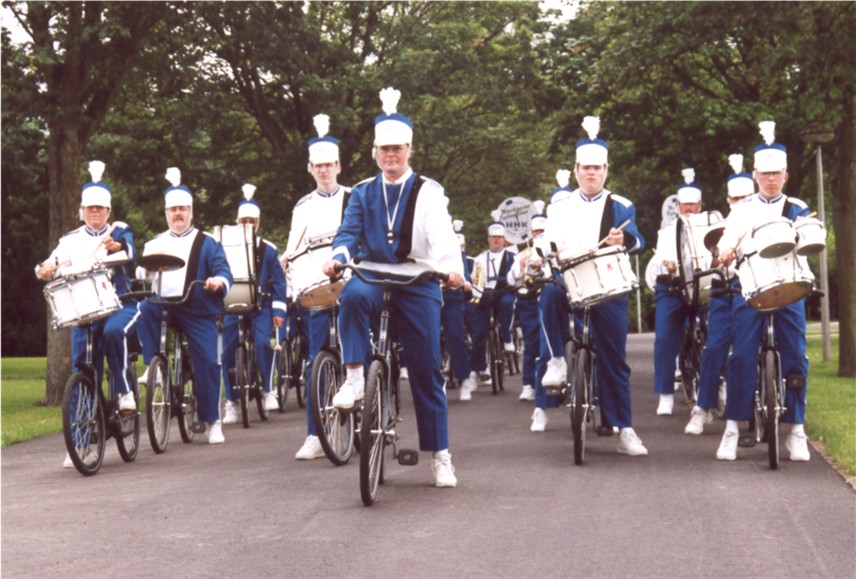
[453,218,465,245]
[727,154,754,198]
[551,169,573,200]
[374,87,413,147]
[164,167,192,208]
[575,116,608,166]
[237,184,260,219]
[754,121,787,172]
[531,199,547,231]
[676,168,702,203]
[487,209,505,237]
[308,114,340,165]
[81,161,112,208]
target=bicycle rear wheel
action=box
[116,382,140,463]
[360,361,386,506]
[310,350,354,465]
[146,355,171,453]
[62,372,106,476]
[252,349,268,422]
[763,350,780,470]
[292,335,307,408]
[236,346,251,428]
[571,348,590,465]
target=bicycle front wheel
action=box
[763,350,780,470]
[274,339,289,413]
[116,382,140,463]
[311,350,354,466]
[571,348,590,466]
[236,346,251,428]
[294,336,307,408]
[62,372,106,476]
[177,369,197,443]
[146,355,171,453]
[360,361,387,506]
[253,352,268,422]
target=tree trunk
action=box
[833,94,856,377]
[43,122,82,405]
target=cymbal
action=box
[703,224,725,251]
[138,253,185,272]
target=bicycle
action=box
[476,288,509,395]
[231,308,269,428]
[309,304,356,465]
[61,304,142,476]
[336,264,447,506]
[139,256,205,453]
[277,298,307,412]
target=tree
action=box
[4,1,170,403]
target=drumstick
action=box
[597,220,631,248]
[91,223,119,256]
[806,211,817,219]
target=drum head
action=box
[298,281,343,311]
[748,281,813,312]
[138,254,185,272]
[703,224,725,252]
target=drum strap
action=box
[183,230,206,303]
[781,198,795,219]
[340,189,351,221]
[599,195,616,243]
[394,174,425,263]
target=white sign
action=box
[497,197,534,244]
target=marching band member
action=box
[537,116,649,456]
[440,219,477,395]
[716,122,812,462]
[684,155,753,434]
[321,87,464,487]
[651,169,706,416]
[284,114,352,460]
[135,168,233,445]
[221,185,287,424]
[37,161,139,468]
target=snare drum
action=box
[738,251,814,312]
[214,224,257,313]
[751,217,797,259]
[44,268,121,329]
[298,279,345,311]
[794,217,826,256]
[561,246,639,307]
[290,237,343,311]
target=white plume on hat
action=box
[532,199,546,215]
[581,116,600,140]
[682,168,695,184]
[490,209,502,222]
[556,169,571,189]
[453,219,464,233]
[379,87,401,115]
[313,114,330,138]
[165,167,182,187]
[759,121,776,145]
[242,183,256,201]
[677,167,701,204]
[88,161,106,183]
[728,154,744,174]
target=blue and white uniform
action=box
[441,248,472,386]
[136,228,233,423]
[330,168,463,451]
[469,247,516,373]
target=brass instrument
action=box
[470,261,485,304]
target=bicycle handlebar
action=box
[147,279,207,306]
[335,263,450,286]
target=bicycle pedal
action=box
[192,422,207,434]
[397,448,419,466]
[545,386,564,397]
[595,425,616,437]
[738,434,756,448]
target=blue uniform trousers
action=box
[71,303,140,397]
[137,300,222,423]
[441,289,470,382]
[727,292,808,423]
[696,290,734,410]
[469,291,515,373]
[653,284,691,395]
[534,283,570,410]
[338,275,449,452]
[516,296,540,388]
[222,308,275,401]
[304,307,333,436]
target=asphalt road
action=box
[2,333,854,578]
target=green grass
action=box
[804,336,856,478]
[1,358,64,447]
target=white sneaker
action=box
[138,367,149,385]
[716,430,738,461]
[617,428,648,456]
[786,431,810,462]
[656,394,674,416]
[503,341,516,353]
[222,400,238,425]
[684,406,712,435]
[264,391,278,411]
[295,435,325,460]
[463,372,479,392]
[519,385,535,401]
[63,453,74,469]
[530,408,548,432]
[432,450,457,488]
[541,357,567,387]
[400,367,409,381]
[206,420,225,444]
[459,385,472,401]
[118,391,137,414]
[333,373,365,410]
